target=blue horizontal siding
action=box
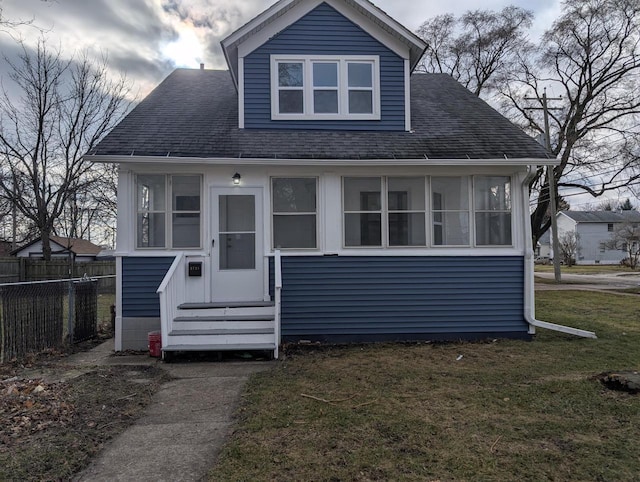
[244,2,405,131]
[121,257,175,318]
[271,256,527,342]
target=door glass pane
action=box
[220,234,256,270]
[219,195,255,232]
[218,195,255,270]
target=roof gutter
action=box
[85,154,559,167]
[521,165,597,339]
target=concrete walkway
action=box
[68,340,273,482]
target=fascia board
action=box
[86,155,558,167]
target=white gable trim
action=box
[238,57,245,129]
[236,0,410,60]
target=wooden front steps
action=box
[162,301,277,358]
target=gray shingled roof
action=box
[90,69,551,160]
[561,211,640,223]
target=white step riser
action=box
[166,333,276,346]
[177,307,275,318]
[171,320,274,331]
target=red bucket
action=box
[148,331,162,358]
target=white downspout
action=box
[521,166,597,339]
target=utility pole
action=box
[525,89,563,282]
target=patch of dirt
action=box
[597,371,640,394]
[0,346,171,481]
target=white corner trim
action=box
[404,59,411,132]
[238,57,245,129]
[115,256,123,351]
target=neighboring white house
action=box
[536,230,551,260]
[556,211,640,264]
[12,236,103,262]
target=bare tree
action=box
[606,221,640,269]
[558,231,581,267]
[416,6,533,96]
[0,38,130,259]
[501,0,640,246]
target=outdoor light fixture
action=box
[232,172,241,185]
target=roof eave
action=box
[85,154,558,167]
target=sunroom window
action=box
[272,178,317,249]
[474,176,512,246]
[344,177,382,247]
[388,177,426,246]
[136,174,201,249]
[431,177,471,246]
[272,55,380,120]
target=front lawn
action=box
[211,291,639,481]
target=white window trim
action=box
[270,177,320,251]
[135,174,203,250]
[270,54,381,121]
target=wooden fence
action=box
[0,258,115,288]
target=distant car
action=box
[534,256,551,265]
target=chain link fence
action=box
[0,276,115,363]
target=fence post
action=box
[68,281,74,345]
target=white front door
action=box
[210,187,264,302]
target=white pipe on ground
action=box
[521,167,597,339]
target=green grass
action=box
[211,291,640,481]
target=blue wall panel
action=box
[271,256,528,342]
[244,2,405,131]
[121,257,174,317]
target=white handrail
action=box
[157,252,185,294]
[156,253,187,352]
[274,249,282,360]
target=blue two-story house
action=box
[88,0,567,359]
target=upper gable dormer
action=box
[221,0,427,132]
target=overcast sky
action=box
[1,0,563,95]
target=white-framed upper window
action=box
[271,55,381,120]
[136,174,202,249]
